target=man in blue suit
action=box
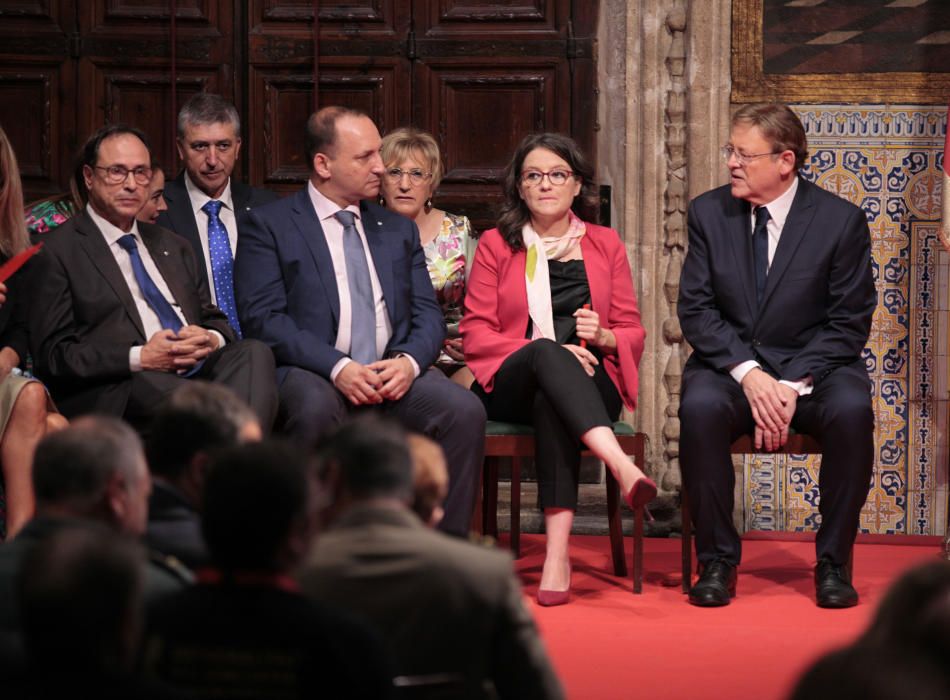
[678,104,876,608]
[234,106,485,536]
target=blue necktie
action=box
[202,200,241,338]
[334,210,377,365]
[752,206,771,306]
[117,234,182,333]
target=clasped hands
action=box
[563,307,614,377]
[333,356,414,405]
[140,325,219,373]
[741,368,799,451]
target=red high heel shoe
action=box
[625,476,657,511]
[537,573,572,607]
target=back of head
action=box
[731,103,808,172]
[32,416,146,522]
[147,381,260,480]
[177,92,241,138]
[407,433,449,526]
[202,440,314,572]
[0,125,29,258]
[317,416,413,503]
[305,105,371,165]
[16,526,144,675]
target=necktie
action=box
[202,200,242,338]
[117,234,182,333]
[334,210,377,365]
[752,206,771,306]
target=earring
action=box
[424,198,433,214]
[378,194,386,207]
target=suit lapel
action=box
[164,175,202,249]
[74,212,147,338]
[727,198,758,316]
[140,224,195,324]
[361,203,395,325]
[291,190,341,326]
[760,178,814,310]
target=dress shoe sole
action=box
[688,588,735,607]
[816,593,858,609]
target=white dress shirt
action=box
[184,172,237,305]
[87,205,225,372]
[729,177,812,396]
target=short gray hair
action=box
[177,92,241,139]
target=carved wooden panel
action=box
[0,70,56,180]
[249,0,406,43]
[417,0,564,38]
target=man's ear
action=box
[778,150,797,177]
[176,138,186,162]
[188,451,211,488]
[104,472,128,527]
[313,152,332,180]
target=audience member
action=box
[26,124,278,432]
[379,127,476,387]
[0,416,188,650]
[677,103,875,608]
[145,381,262,569]
[461,132,652,606]
[0,125,68,538]
[137,164,168,224]
[407,432,449,527]
[157,92,278,337]
[142,440,393,699]
[299,417,564,700]
[234,105,485,536]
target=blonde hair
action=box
[380,127,443,191]
[0,126,29,258]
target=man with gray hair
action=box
[157,92,278,337]
[0,416,187,649]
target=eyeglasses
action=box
[520,169,575,187]
[384,167,432,186]
[720,145,780,166]
[93,165,153,186]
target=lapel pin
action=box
[377,221,382,226]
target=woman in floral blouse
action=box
[379,127,476,387]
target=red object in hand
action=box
[0,242,43,283]
[579,303,590,348]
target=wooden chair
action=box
[680,432,822,593]
[481,420,649,593]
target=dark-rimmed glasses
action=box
[520,169,575,187]
[92,165,153,186]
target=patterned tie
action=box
[334,210,377,365]
[201,200,242,338]
[752,206,771,306]
[117,234,182,333]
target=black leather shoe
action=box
[688,560,737,607]
[815,558,858,608]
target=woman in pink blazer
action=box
[461,133,656,606]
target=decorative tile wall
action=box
[743,106,949,536]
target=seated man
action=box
[145,381,262,569]
[234,105,485,536]
[142,440,393,699]
[27,124,278,432]
[0,416,188,650]
[298,417,564,700]
[677,103,876,608]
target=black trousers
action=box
[678,360,874,568]
[125,338,279,435]
[474,339,622,511]
[276,366,486,537]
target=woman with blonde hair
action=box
[379,127,476,386]
[0,125,67,537]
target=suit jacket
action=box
[234,188,445,383]
[145,481,208,570]
[27,210,235,417]
[298,505,564,700]
[677,177,876,383]
[461,223,645,409]
[156,172,279,291]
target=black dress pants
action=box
[474,339,622,511]
[678,360,874,568]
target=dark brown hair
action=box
[731,103,809,171]
[305,105,372,165]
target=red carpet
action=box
[511,533,942,700]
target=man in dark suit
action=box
[299,418,563,700]
[156,92,278,337]
[28,125,277,431]
[678,103,876,608]
[234,106,485,536]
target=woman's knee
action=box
[11,382,49,426]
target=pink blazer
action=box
[461,223,645,409]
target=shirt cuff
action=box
[330,357,352,384]
[129,346,143,373]
[779,377,814,397]
[209,330,226,350]
[729,360,760,385]
[396,353,420,379]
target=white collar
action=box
[754,176,799,233]
[307,181,361,223]
[184,171,234,216]
[86,204,140,246]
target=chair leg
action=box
[633,505,643,594]
[482,457,499,540]
[681,492,692,594]
[510,457,521,559]
[605,471,626,577]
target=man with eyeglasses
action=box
[26,124,278,433]
[234,106,485,537]
[678,103,876,608]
